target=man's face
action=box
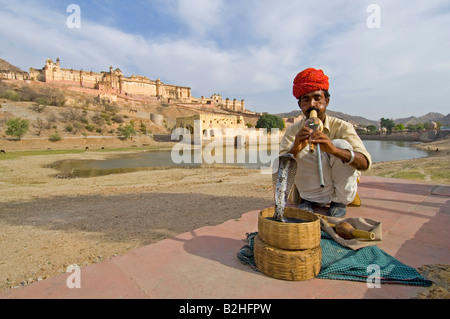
[298,90,329,120]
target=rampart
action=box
[359,130,450,142]
[24,58,248,113]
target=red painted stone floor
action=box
[1,176,449,299]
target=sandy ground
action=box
[0,147,274,292]
[0,138,449,297]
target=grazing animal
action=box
[0,150,6,154]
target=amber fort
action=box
[1,58,247,113]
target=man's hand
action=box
[288,126,314,156]
[309,131,337,155]
[289,130,369,170]
[311,131,369,170]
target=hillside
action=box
[0,80,195,142]
[0,58,25,73]
[0,80,260,148]
[393,112,449,126]
[274,109,379,127]
[274,109,450,127]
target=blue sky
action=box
[0,0,449,121]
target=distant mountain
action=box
[393,112,450,126]
[273,109,450,127]
[0,58,25,72]
[273,109,380,127]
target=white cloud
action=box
[178,0,224,35]
[0,0,449,119]
[312,0,450,119]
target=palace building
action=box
[28,58,192,101]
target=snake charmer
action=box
[279,68,372,217]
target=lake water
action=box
[50,140,431,178]
[361,140,430,163]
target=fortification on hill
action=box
[1,58,248,113]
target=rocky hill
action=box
[274,109,450,127]
[0,58,25,72]
[393,112,449,126]
[274,109,380,127]
[0,79,261,145]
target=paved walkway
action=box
[1,176,449,299]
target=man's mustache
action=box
[307,107,320,114]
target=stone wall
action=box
[0,70,29,81]
[175,113,246,138]
[359,130,450,142]
[195,94,246,112]
[30,59,192,102]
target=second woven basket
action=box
[255,206,322,281]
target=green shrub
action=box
[35,97,51,106]
[65,125,74,132]
[5,117,29,139]
[117,124,136,139]
[0,90,20,101]
[112,114,124,123]
[49,133,62,142]
[255,114,285,131]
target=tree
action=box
[117,124,136,139]
[33,117,50,136]
[5,117,29,139]
[407,123,424,131]
[366,125,377,133]
[256,114,285,131]
[380,118,396,133]
[395,123,405,131]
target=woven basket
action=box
[254,235,322,281]
[258,207,321,250]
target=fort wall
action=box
[359,130,450,142]
[3,58,252,115]
[30,58,193,102]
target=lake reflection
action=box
[49,140,431,178]
[362,140,430,162]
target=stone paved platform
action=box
[1,176,449,299]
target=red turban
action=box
[292,68,329,99]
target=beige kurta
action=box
[279,115,372,205]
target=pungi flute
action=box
[305,110,325,188]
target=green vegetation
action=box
[48,133,62,142]
[117,123,137,139]
[358,119,443,133]
[380,117,396,133]
[0,149,85,161]
[0,82,66,106]
[430,169,450,181]
[0,90,20,101]
[391,170,426,180]
[0,145,175,161]
[5,117,29,139]
[406,123,424,131]
[256,114,285,131]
